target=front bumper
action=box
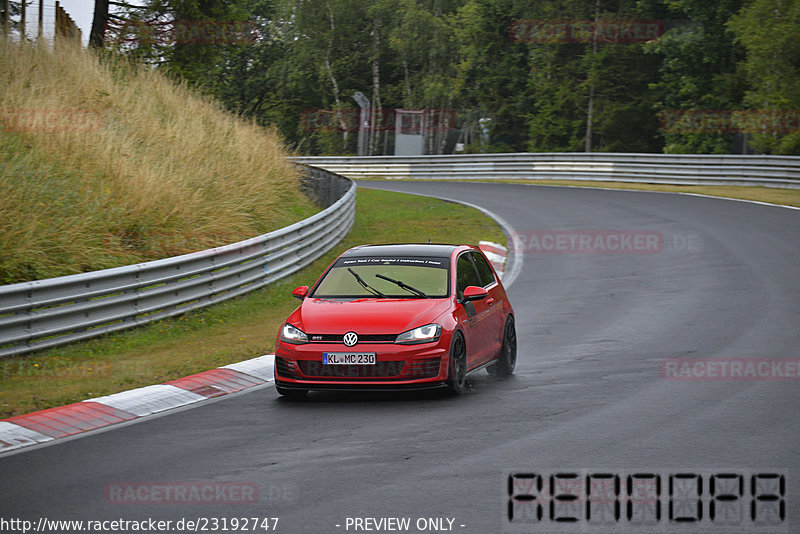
[274,380,448,392]
[274,340,449,389]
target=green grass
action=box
[0,188,506,418]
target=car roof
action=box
[341,243,462,258]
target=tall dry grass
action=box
[0,39,313,284]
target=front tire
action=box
[487,316,516,377]
[446,332,467,394]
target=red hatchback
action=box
[274,244,516,397]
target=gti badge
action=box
[343,331,358,347]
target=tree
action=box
[1,0,22,36]
[90,0,110,48]
[387,0,461,153]
[101,0,793,155]
[645,0,747,153]
[523,0,664,152]
[453,0,531,152]
[729,0,800,154]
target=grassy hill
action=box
[0,39,314,284]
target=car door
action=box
[455,252,492,368]
[469,250,505,362]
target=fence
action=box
[0,166,355,358]
[1,0,79,43]
[54,1,79,41]
[292,153,800,189]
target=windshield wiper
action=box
[348,268,386,298]
[375,274,428,298]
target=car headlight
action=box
[395,324,442,345]
[281,323,308,344]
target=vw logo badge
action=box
[343,331,358,347]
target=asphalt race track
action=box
[1,181,799,533]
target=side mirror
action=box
[292,286,308,299]
[461,285,488,303]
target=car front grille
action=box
[298,360,405,378]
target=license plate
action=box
[323,352,376,365]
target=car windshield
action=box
[310,256,449,298]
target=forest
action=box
[94,0,800,155]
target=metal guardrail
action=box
[0,166,355,358]
[300,164,354,207]
[293,153,800,189]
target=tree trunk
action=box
[585,0,600,152]
[324,1,348,149]
[89,0,109,48]
[585,84,595,152]
[436,99,453,154]
[402,59,413,107]
[2,0,9,36]
[369,17,382,155]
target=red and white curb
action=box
[478,241,508,280]
[0,355,275,454]
[0,240,509,455]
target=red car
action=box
[274,243,516,397]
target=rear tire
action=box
[487,316,516,377]
[446,332,467,394]
[276,386,308,399]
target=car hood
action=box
[291,297,452,335]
